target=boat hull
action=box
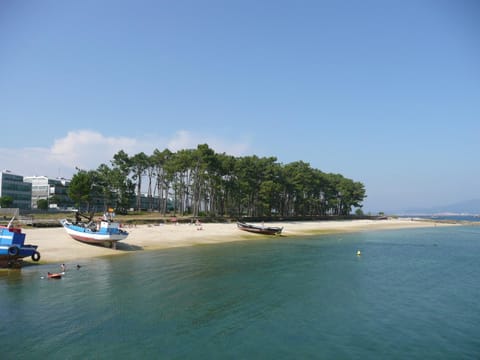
[47,272,64,279]
[0,225,41,267]
[60,219,128,248]
[237,222,283,235]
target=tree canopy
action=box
[69,144,366,217]
[0,196,13,208]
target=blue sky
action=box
[1,0,479,213]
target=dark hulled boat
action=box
[237,222,283,235]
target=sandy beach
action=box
[18,218,454,265]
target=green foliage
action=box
[68,170,95,211]
[0,196,13,208]
[48,195,60,206]
[37,199,49,210]
[68,144,367,217]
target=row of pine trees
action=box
[68,144,366,217]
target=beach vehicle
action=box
[0,217,41,268]
[59,211,128,249]
[237,221,283,235]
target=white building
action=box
[23,176,71,209]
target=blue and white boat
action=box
[0,217,41,267]
[60,211,128,249]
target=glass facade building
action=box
[0,171,32,209]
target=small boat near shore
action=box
[47,272,64,279]
[60,211,128,249]
[237,222,283,235]
[0,217,41,268]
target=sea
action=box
[1,224,480,359]
[402,214,480,223]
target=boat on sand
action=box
[60,210,128,249]
[237,221,283,235]
[0,217,41,268]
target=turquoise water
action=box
[1,226,480,359]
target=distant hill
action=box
[402,199,480,215]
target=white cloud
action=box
[1,147,53,177]
[49,130,138,170]
[0,129,251,179]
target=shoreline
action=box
[18,218,455,265]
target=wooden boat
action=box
[60,210,128,249]
[47,272,63,279]
[237,222,283,235]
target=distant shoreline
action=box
[18,218,457,266]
